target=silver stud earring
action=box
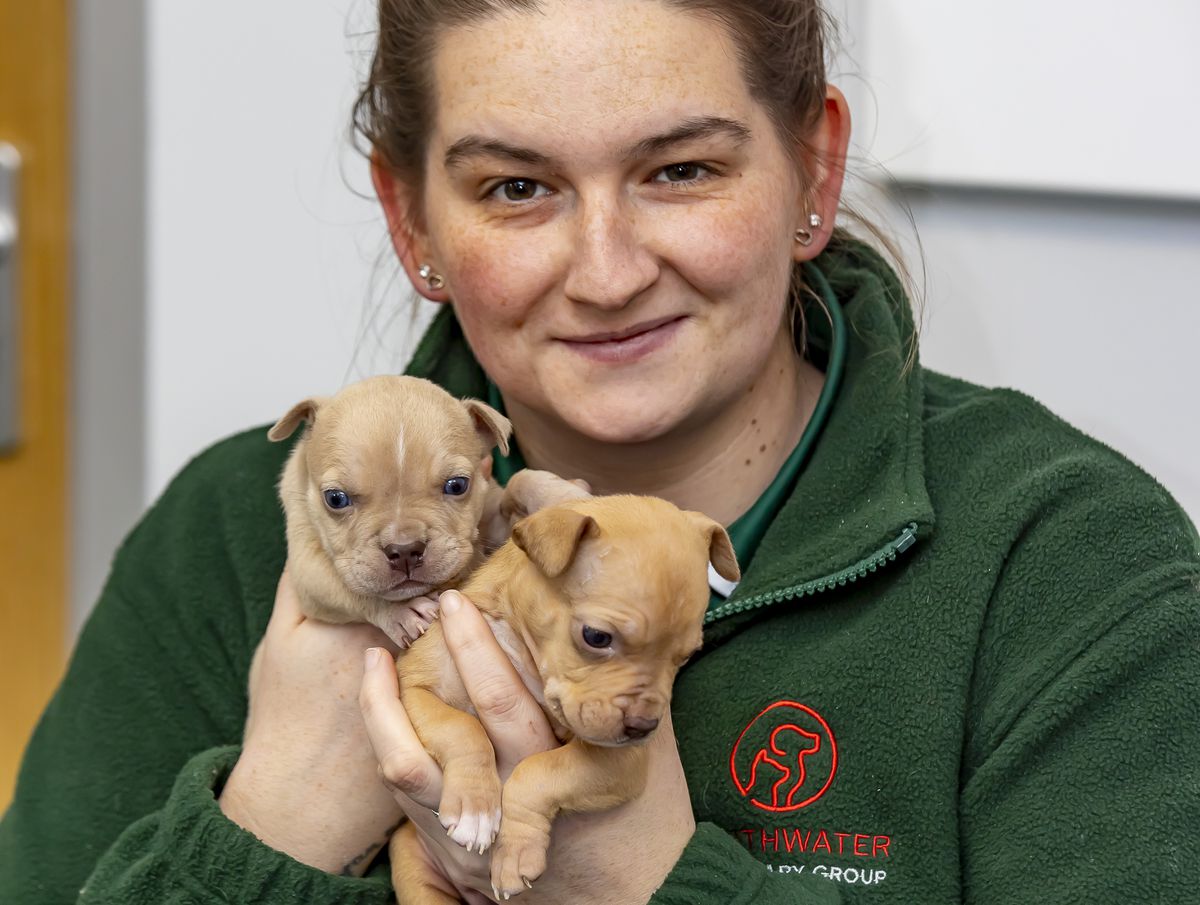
[418,263,445,291]
[794,212,824,247]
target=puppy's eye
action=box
[581,626,612,649]
[443,476,471,496]
[323,489,352,510]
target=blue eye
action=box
[443,476,470,496]
[581,626,612,649]
[323,489,351,510]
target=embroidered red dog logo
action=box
[730,701,837,812]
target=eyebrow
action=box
[623,116,752,161]
[442,116,753,171]
[443,137,552,171]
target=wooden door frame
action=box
[0,0,71,808]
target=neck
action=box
[505,329,824,525]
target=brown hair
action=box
[353,0,917,362]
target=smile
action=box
[557,315,686,364]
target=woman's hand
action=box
[218,570,404,876]
[360,590,696,904]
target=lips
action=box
[384,578,432,600]
[565,315,683,344]
[557,315,686,364]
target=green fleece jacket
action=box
[2,241,1198,904]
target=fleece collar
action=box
[709,242,935,621]
[404,239,935,621]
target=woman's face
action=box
[403,0,828,444]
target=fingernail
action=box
[441,590,461,614]
[364,647,382,669]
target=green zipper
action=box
[705,522,920,625]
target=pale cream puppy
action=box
[388,495,740,902]
[269,375,511,647]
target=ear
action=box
[463,398,512,456]
[686,511,740,583]
[267,397,325,442]
[370,153,449,303]
[512,507,598,579]
[793,84,852,262]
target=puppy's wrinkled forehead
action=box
[307,380,480,493]
[566,500,713,644]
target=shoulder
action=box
[920,367,1196,555]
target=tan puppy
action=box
[388,495,740,903]
[269,375,511,647]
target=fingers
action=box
[439,591,557,775]
[359,647,443,810]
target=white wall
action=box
[848,0,1200,200]
[145,0,432,501]
[74,0,1200,628]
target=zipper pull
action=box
[895,524,918,554]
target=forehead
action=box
[311,387,477,480]
[569,524,711,632]
[429,0,762,161]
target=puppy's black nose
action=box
[384,542,425,574]
[623,716,659,740]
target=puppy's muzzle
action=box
[383,541,425,575]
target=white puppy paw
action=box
[443,805,502,854]
[438,774,502,854]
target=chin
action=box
[556,393,687,445]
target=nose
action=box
[623,715,660,740]
[383,541,425,574]
[563,196,658,309]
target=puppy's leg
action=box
[402,684,503,855]
[490,740,649,898]
[390,821,461,905]
[499,469,592,525]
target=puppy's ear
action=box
[268,398,324,442]
[512,507,598,579]
[686,511,740,582]
[463,399,513,456]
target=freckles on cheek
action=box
[687,202,790,296]
[446,234,554,321]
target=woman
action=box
[2,1,1196,903]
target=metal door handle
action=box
[0,142,20,453]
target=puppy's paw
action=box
[406,594,441,624]
[437,772,502,854]
[501,469,594,523]
[490,824,550,899]
[381,599,439,649]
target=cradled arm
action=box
[960,579,1200,903]
[0,433,401,904]
[959,456,1200,904]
